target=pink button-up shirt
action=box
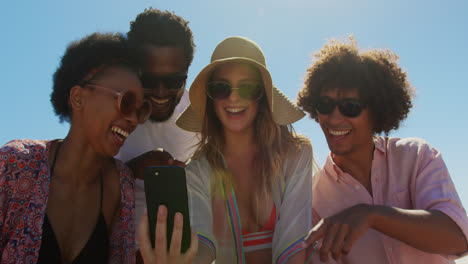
[311,136,468,264]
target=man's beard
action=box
[149,95,182,123]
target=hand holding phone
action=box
[137,205,198,264]
[144,166,192,252]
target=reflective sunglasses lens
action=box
[316,97,336,115]
[340,100,363,117]
[141,74,157,89]
[141,73,186,91]
[120,91,137,116]
[207,82,231,100]
[238,83,263,100]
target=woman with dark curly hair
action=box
[0,32,153,263]
[298,37,468,263]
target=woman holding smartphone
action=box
[176,36,316,263]
[0,32,198,264]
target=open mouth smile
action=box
[328,128,351,136]
[111,126,131,145]
[150,97,170,105]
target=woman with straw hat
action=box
[176,36,316,263]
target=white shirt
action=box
[116,89,198,247]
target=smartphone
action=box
[144,166,191,252]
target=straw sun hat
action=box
[176,36,305,132]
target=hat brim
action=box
[176,58,304,132]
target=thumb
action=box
[302,221,327,248]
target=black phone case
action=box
[143,166,191,252]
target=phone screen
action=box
[143,166,191,252]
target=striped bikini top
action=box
[241,205,277,252]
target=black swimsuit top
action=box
[38,144,109,264]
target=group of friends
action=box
[1,7,467,264]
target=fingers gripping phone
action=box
[144,166,191,253]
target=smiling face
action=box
[210,62,261,135]
[317,87,374,157]
[76,65,144,156]
[143,45,187,122]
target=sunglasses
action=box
[316,96,365,118]
[141,73,187,91]
[85,84,152,124]
[206,81,264,101]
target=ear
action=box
[69,85,85,111]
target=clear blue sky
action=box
[2,0,468,243]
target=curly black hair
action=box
[297,36,415,135]
[127,8,195,69]
[51,32,137,123]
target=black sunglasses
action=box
[316,96,365,118]
[141,73,187,91]
[206,81,263,101]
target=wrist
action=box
[361,204,378,229]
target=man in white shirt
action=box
[116,8,198,257]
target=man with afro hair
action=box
[298,37,468,263]
[115,7,198,260]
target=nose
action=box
[150,83,170,98]
[328,105,344,123]
[228,88,242,102]
[123,109,139,126]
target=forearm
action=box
[370,205,468,255]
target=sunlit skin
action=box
[126,46,188,176]
[212,63,270,262]
[304,87,468,262]
[138,205,198,264]
[212,63,259,136]
[143,45,186,122]
[316,87,375,194]
[126,46,196,263]
[128,46,198,263]
[78,66,144,156]
[45,66,143,263]
[317,88,374,159]
[207,63,306,263]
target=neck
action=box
[223,127,257,157]
[53,126,108,185]
[332,137,375,187]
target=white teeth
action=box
[226,107,245,113]
[112,126,129,138]
[328,129,350,136]
[151,97,169,104]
